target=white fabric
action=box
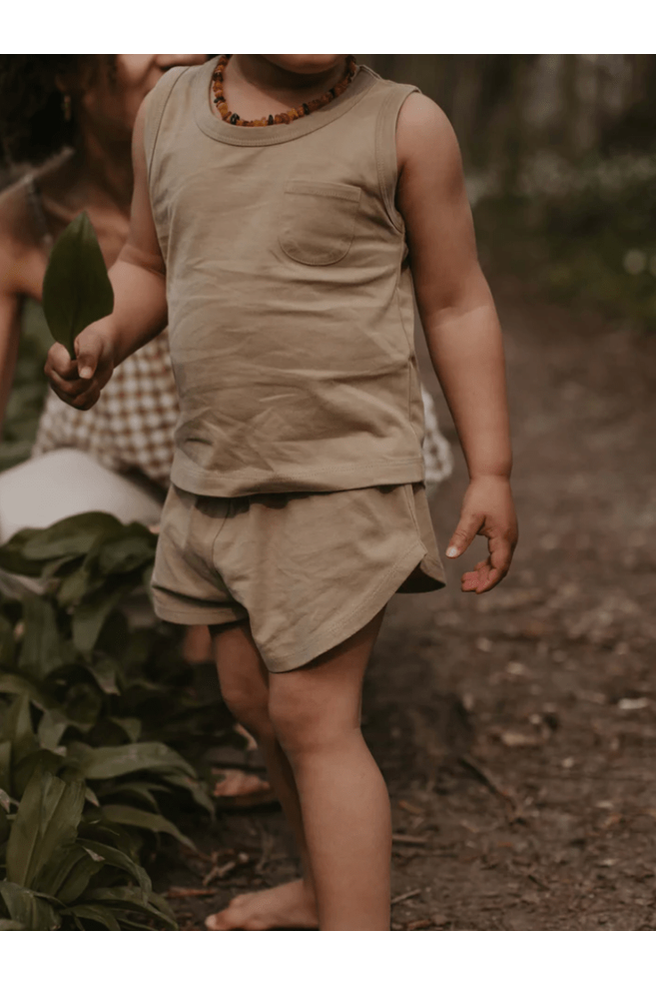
[0,448,163,545]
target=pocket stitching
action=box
[279,181,361,266]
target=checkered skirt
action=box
[32,329,178,488]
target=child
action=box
[46,54,518,931]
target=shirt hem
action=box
[170,456,426,497]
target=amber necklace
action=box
[211,55,358,127]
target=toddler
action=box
[46,54,518,931]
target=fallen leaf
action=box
[391,888,422,906]
[618,697,649,711]
[392,833,429,845]
[398,800,426,816]
[165,887,217,899]
[405,918,434,930]
[501,731,541,748]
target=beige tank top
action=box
[144,57,425,497]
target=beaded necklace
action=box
[211,54,358,127]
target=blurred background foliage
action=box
[359,55,656,329]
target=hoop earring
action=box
[62,94,72,122]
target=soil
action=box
[150,275,656,930]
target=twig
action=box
[391,888,422,906]
[458,755,520,818]
[165,887,217,899]
[392,833,429,845]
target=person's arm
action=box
[396,93,518,593]
[0,282,21,436]
[44,97,168,410]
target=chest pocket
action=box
[279,180,361,265]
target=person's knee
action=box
[220,677,272,741]
[268,690,354,762]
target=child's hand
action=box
[44,325,115,410]
[446,475,518,593]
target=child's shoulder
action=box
[395,90,461,174]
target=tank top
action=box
[144,57,426,497]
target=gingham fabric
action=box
[32,329,178,488]
[421,387,454,489]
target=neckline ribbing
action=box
[194,56,380,146]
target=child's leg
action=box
[267,608,390,931]
[206,609,390,931]
[207,621,318,930]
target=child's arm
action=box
[396,93,518,594]
[44,98,167,410]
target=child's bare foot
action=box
[204,879,318,930]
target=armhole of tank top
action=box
[375,83,421,234]
[143,66,189,183]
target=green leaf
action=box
[20,513,123,563]
[72,579,134,653]
[0,881,61,930]
[102,779,168,811]
[37,708,71,750]
[42,211,114,359]
[6,768,85,889]
[18,595,67,679]
[161,771,214,815]
[77,839,152,893]
[0,672,57,712]
[107,717,141,743]
[12,749,67,800]
[63,902,121,930]
[97,526,156,576]
[0,918,26,930]
[0,693,38,765]
[87,657,120,696]
[99,803,195,851]
[82,885,177,929]
[35,842,104,903]
[0,530,47,577]
[0,742,11,792]
[68,741,196,780]
[0,614,16,670]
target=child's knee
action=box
[268,692,352,761]
[220,679,272,739]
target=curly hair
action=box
[0,55,113,167]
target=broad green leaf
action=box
[35,842,104,903]
[0,919,26,930]
[161,771,214,815]
[18,595,67,679]
[97,526,156,576]
[64,902,121,931]
[107,717,141,743]
[37,708,71,750]
[0,529,47,577]
[72,579,134,653]
[20,513,123,562]
[87,657,120,696]
[0,614,16,670]
[100,803,195,851]
[68,741,196,780]
[77,839,152,893]
[102,779,168,811]
[42,211,114,359]
[0,672,57,712]
[12,749,67,800]
[0,693,38,765]
[6,768,85,889]
[0,881,61,930]
[0,742,11,792]
[82,885,177,929]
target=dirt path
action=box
[154,279,656,930]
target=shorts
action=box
[151,482,446,673]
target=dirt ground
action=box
[152,277,656,930]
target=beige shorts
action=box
[151,482,445,673]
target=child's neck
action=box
[222,55,349,120]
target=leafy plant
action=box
[42,211,114,359]
[0,512,234,929]
[0,765,176,930]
